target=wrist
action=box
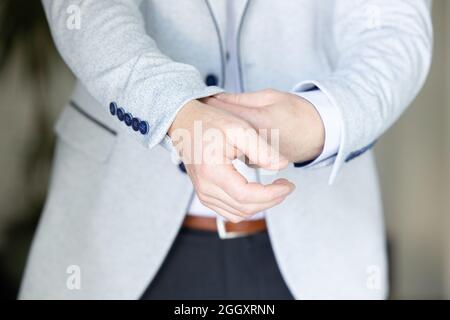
[294,96,325,161]
[168,99,199,138]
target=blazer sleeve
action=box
[293,0,433,184]
[42,0,223,149]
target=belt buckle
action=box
[216,217,246,240]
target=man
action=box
[20,0,432,299]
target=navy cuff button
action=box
[139,121,150,135]
[131,117,140,131]
[116,108,125,121]
[109,102,117,116]
[124,113,133,126]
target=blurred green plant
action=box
[0,0,58,298]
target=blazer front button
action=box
[139,121,149,135]
[205,74,218,86]
[116,108,125,121]
[178,162,187,174]
[124,113,133,126]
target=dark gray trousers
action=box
[141,227,294,300]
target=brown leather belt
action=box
[183,215,267,239]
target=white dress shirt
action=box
[188,0,341,219]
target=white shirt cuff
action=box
[293,90,341,164]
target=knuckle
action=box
[234,192,249,203]
[264,88,282,101]
[264,88,277,96]
[196,182,209,195]
[197,192,208,203]
[240,207,255,216]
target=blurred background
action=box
[0,0,449,300]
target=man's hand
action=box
[206,89,326,163]
[168,99,295,223]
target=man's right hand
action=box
[168,99,295,223]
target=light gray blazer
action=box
[20,0,432,299]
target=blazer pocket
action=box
[54,101,117,163]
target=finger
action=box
[204,182,289,215]
[226,125,287,170]
[222,143,244,162]
[196,165,291,215]
[199,193,247,217]
[214,187,289,214]
[225,178,295,204]
[213,165,295,203]
[206,204,245,223]
[215,90,275,107]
